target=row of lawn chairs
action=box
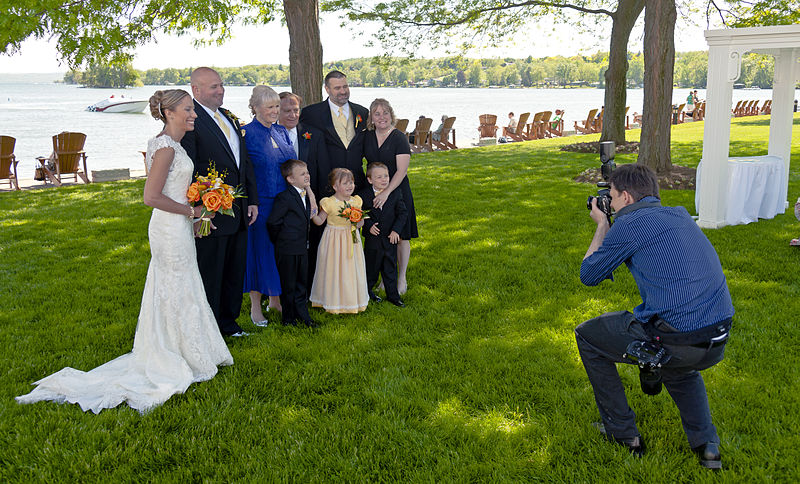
[574,107,637,134]
[478,111,566,141]
[397,116,458,153]
[0,132,90,190]
[734,99,771,117]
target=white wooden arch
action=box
[697,24,800,228]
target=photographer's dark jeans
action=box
[575,311,726,448]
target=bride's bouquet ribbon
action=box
[187,162,245,236]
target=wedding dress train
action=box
[16,134,233,414]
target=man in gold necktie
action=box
[181,66,259,338]
[299,70,370,192]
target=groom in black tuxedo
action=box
[181,67,259,337]
[298,70,370,192]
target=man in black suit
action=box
[298,70,370,191]
[279,91,330,292]
[358,162,407,307]
[181,67,259,337]
[266,160,317,328]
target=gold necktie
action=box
[334,107,350,148]
[214,111,231,138]
[300,189,306,198]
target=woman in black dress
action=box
[364,98,418,295]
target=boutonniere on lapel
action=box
[302,132,312,140]
[355,114,362,128]
[220,108,241,128]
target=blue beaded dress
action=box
[243,118,296,296]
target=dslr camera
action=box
[586,141,616,223]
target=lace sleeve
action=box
[145,135,176,172]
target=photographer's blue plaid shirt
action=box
[580,196,734,332]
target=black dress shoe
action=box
[369,292,382,303]
[387,298,405,308]
[594,422,645,457]
[302,319,320,328]
[692,442,722,470]
[282,319,298,327]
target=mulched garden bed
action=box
[574,164,697,191]
[560,141,640,154]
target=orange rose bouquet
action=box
[338,201,369,244]
[186,162,245,236]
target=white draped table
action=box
[696,155,786,225]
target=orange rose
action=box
[202,191,223,212]
[348,207,363,223]
[221,191,234,210]
[341,207,351,218]
[186,182,201,202]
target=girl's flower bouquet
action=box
[187,162,245,236]
[338,201,369,244]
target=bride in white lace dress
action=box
[17,90,233,414]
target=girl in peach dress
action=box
[309,168,369,313]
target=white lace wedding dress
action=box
[17,134,233,414]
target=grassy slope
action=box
[1,115,799,482]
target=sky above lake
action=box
[1,9,714,73]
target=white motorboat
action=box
[87,95,148,113]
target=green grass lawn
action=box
[2,115,799,481]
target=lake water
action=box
[1,78,793,179]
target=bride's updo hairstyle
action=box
[149,89,191,123]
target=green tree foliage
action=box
[87,52,779,89]
[1,0,262,67]
[64,61,140,88]
[720,0,800,27]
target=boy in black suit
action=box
[267,160,318,328]
[358,162,408,307]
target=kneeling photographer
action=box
[576,161,733,470]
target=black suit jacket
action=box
[293,122,331,198]
[181,100,258,236]
[299,99,369,190]
[267,187,311,256]
[358,187,407,251]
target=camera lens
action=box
[639,368,663,396]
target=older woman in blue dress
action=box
[243,86,296,325]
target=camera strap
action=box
[642,316,732,346]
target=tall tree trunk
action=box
[601,0,645,144]
[284,0,323,106]
[638,0,676,174]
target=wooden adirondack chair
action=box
[478,114,498,138]
[760,100,772,115]
[547,110,565,137]
[537,111,552,138]
[508,112,530,141]
[36,132,90,186]
[624,107,631,129]
[432,116,457,150]
[395,118,409,134]
[574,108,598,135]
[592,108,604,132]
[749,100,760,116]
[410,117,433,153]
[695,101,706,120]
[734,100,749,117]
[1,135,20,190]
[671,104,685,123]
